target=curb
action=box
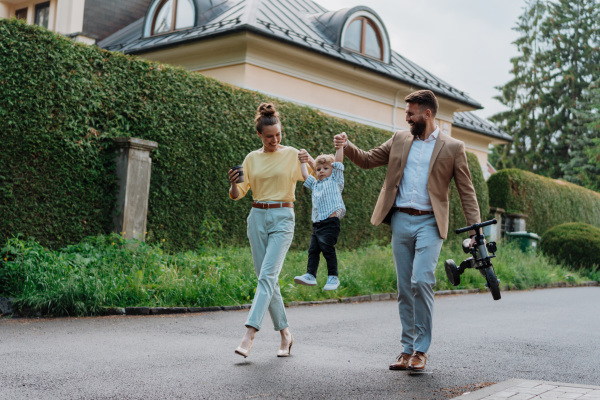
[107,281,599,317]
[2,281,598,318]
[453,378,600,399]
[105,304,253,316]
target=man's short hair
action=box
[314,154,335,168]
[404,90,438,116]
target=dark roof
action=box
[98,0,482,109]
[82,0,152,41]
[453,111,513,142]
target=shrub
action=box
[488,169,600,236]
[540,223,600,270]
[0,19,488,251]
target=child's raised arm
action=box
[334,146,343,164]
[300,161,309,181]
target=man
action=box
[334,90,480,371]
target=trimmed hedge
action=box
[540,223,600,269]
[0,19,488,250]
[487,169,600,236]
[448,152,489,238]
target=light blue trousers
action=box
[245,206,295,331]
[391,211,444,354]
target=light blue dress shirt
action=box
[303,162,346,223]
[395,128,439,211]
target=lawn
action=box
[1,234,597,317]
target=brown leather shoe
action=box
[389,353,412,370]
[409,351,428,370]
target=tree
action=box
[491,0,600,179]
[562,78,600,190]
[490,0,549,173]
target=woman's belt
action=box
[252,202,294,209]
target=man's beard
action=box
[410,119,426,138]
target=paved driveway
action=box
[1,287,599,399]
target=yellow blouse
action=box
[229,146,306,202]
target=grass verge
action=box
[1,234,597,317]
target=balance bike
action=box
[444,219,501,300]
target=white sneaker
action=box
[323,276,340,291]
[294,273,317,286]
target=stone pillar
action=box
[486,207,505,242]
[503,213,528,235]
[113,137,158,242]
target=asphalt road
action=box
[1,287,599,400]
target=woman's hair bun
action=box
[255,102,281,133]
[257,102,278,118]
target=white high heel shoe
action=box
[235,341,253,358]
[277,336,293,357]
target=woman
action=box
[228,102,312,358]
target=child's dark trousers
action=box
[306,217,341,277]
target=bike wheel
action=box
[484,267,501,300]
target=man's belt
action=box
[252,202,294,209]
[394,207,434,216]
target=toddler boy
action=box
[294,145,345,290]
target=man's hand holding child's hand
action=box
[334,132,348,150]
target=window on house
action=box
[342,17,383,60]
[151,0,195,35]
[34,2,50,28]
[15,8,28,21]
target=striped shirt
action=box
[303,162,346,223]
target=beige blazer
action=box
[345,130,480,239]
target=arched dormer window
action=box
[146,0,195,36]
[343,17,382,59]
[339,9,390,63]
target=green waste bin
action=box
[505,231,541,252]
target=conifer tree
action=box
[563,78,600,190]
[490,0,548,173]
[492,0,600,179]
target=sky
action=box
[315,0,527,120]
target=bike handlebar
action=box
[455,219,498,234]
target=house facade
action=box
[2,0,512,175]
[0,0,151,43]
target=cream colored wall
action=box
[0,3,10,18]
[1,0,56,30]
[192,64,248,89]
[451,127,492,175]
[0,0,84,35]
[1,1,31,23]
[243,63,397,130]
[132,32,491,169]
[142,32,459,133]
[204,63,412,133]
[203,63,459,143]
[54,0,84,35]
[140,35,248,73]
[245,34,458,132]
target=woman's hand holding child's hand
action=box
[298,149,309,164]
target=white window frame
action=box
[340,10,390,64]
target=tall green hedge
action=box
[487,169,600,236]
[448,152,490,240]
[0,19,488,250]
